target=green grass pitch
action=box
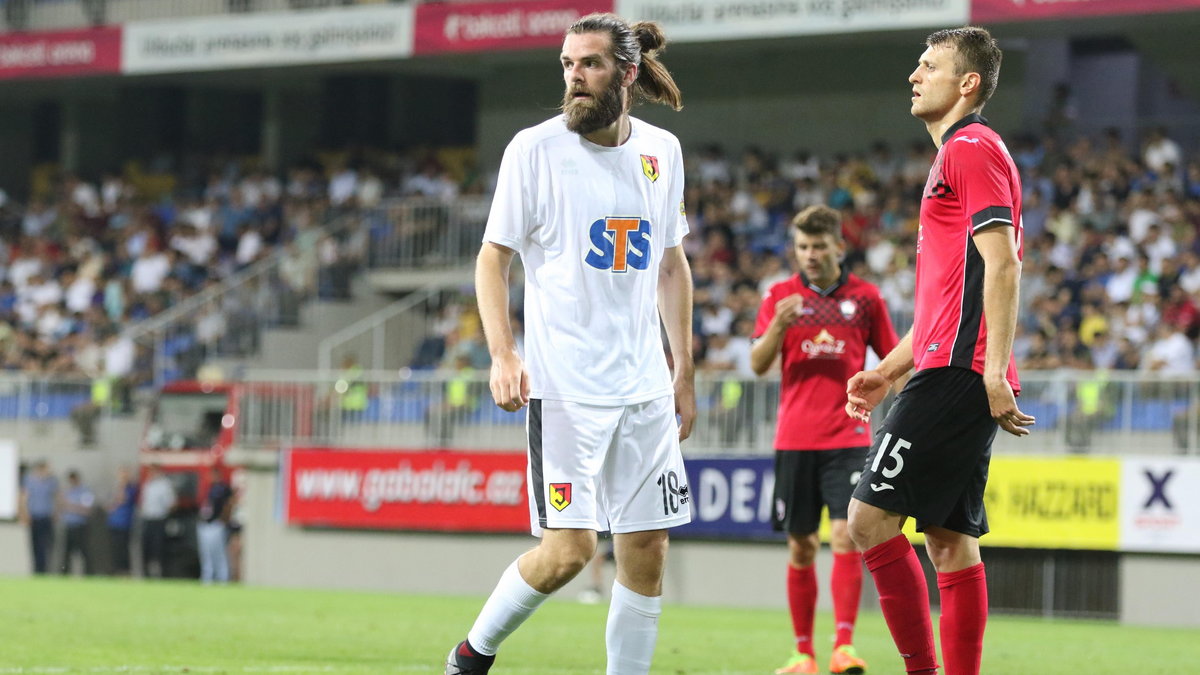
[1,575,1196,673]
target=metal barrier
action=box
[2,0,392,32]
[233,369,1200,456]
[316,285,457,373]
[0,374,104,424]
[365,196,491,270]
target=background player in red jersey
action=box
[752,205,899,675]
[844,27,1035,675]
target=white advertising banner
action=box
[0,440,17,520]
[616,0,969,42]
[123,5,414,74]
[1119,457,1200,553]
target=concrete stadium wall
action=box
[3,447,1199,628]
[476,35,1027,165]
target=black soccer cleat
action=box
[445,640,496,674]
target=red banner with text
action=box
[284,448,529,532]
[0,26,122,80]
[414,0,612,55]
[973,0,1200,23]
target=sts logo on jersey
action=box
[585,217,652,273]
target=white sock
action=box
[466,559,550,656]
[605,581,662,675]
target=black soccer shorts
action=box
[851,366,998,538]
[772,446,869,536]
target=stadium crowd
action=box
[3,125,1199,391]
[0,149,469,387]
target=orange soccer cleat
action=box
[774,652,819,674]
[828,644,867,674]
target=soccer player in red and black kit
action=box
[752,205,899,675]
[844,27,1035,675]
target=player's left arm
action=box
[658,244,696,441]
[974,225,1035,436]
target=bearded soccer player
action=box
[444,13,695,675]
[844,27,1034,675]
[751,205,898,675]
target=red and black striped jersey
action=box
[914,113,1023,394]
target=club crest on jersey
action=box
[585,216,652,273]
[640,154,660,182]
[549,483,572,511]
[839,299,857,319]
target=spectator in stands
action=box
[19,460,59,575]
[198,466,233,584]
[107,466,138,577]
[139,465,175,578]
[61,470,96,575]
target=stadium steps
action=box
[203,277,395,377]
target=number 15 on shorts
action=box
[869,432,910,492]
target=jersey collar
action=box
[940,112,989,146]
[798,269,848,297]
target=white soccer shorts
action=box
[526,395,692,536]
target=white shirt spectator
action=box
[1180,263,1200,295]
[139,475,176,520]
[25,278,63,308]
[1127,204,1159,243]
[71,179,102,218]
[195,308,227,346]
[7,255,41,289]
[1106,234,1137,264]
[1144,135,1182,175]
[21,204,56,238]
[1143,329,1194,373]
[328,168,358,206]
[357,172,384,208]
[104,336,135,378]
[35,306,65,340]
[131,251,170,294]
[183,203,214,232]
[235,229,264,266]
[1142,228,1177,275]
[699,304,734,337]
[171,229,217,266]
[65,277,95,314]
[1105,260,1137,303]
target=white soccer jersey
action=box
[483,116,689,406]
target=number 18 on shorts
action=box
[526,396,692,536]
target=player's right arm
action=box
[750,294,804,375]
[476,242,529,412]
[846,330,914,422]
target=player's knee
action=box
[788,534,819,567]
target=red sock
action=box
[863,535,938,674]
[786,564,817,656]
[831,551,863,648]
[938,563,987,675]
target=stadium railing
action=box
[0,373,101,424]
[1,0,392,33]
[363,196,491,270]
[231,369,1200,456]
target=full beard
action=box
[562,75,625,136]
